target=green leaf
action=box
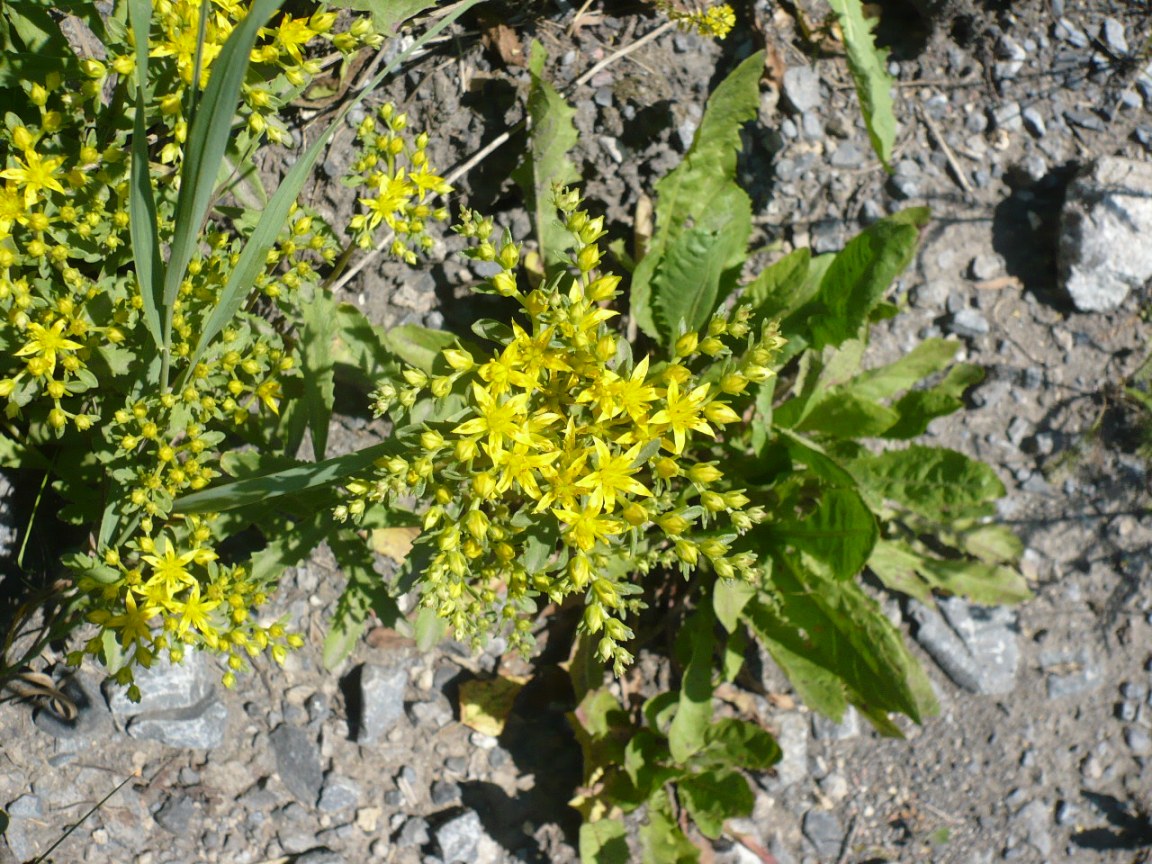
[959,523,1023,564]
[339,0,436,34]
[630,51,763,342]
[744,553,938,727]
[806,209,928,349]
[641,789,700,864]
[166,0,284,374]
[694,718,781,772]
[172,441,394,514]
[743,247,812,322]
[324,529,401,668]
[651,186,750,340]
[580,819,630,864]
[247,510,331,586]
[297,287,338,458]
[679,769,754,839]
[849,445,1005,522]
[713,578,756,633]
[869,540,1030,605]
[826,0,897,169]
[884,363,983,439]
[668,607,714,764]
[771,486,877,581]
[382,324,456,373]
[512,41,579,271]
[795,391,900,438]
[127,0,164,354]
[414,605,447,650]
[845,338,960,402]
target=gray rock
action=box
[270,724,324,805]
[768,712,808,787]
[1021,107,1047,137]
[811,707,859,741]
[431,779,460,806]
[154,793,197,834]
[1125,726,1152,755]
[994,36,1026,80]
[830,142,866,169]
[991,101,1023,132]
[1064,109,1105,133]
[1054,18,1089,48]
[1018,800,1052,856]
[6,795,42,818]
[1060,158,1152,311]
[1101,17,1128,55]
[435,810,485,862]
[296,852,348,864]
[127,695,228,749]
[802,809,844,860]
[1041,648,1102,697]
[358,662,409,744]
[782,66,822,113]
[32,672,111,740]
[910,598,1019,694]
[947,308,990,338]
[800,111,823,140]
[278,826,318,854]
[968,253,1003,281]
[398,815,430,847]
[318,775,361,812]
[106,647,213,716]
[1007,417,1030,446]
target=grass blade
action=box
[179,0,484,384]
[162,0,284,384]
[127,0,163,350]
[172,441,394,514]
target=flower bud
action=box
[704,401,740,424]
[674,332,699,358]
[688,463,723,484]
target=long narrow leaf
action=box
[180,0,483,384]
[826,0,896,170]
[163,0,283,373]
[127,0,163,351]
[172,441,395,514]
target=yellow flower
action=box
[650,378,714,454]
[176,583,221,637]
[576,439,652,513]
[1,149,67,206]
[141,545,198,599]
[552,501,625,552]
[453,382,533,452]
[14,319,82,376]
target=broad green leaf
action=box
[571,688,632,788]
[458,674,528,736]
[806,209,928,349]
[770,486,877,581]
[382,324,456,373]
[331,302,398,391]
[580,819,630,864]
[512,41,578,270]
[744,552,938,727]
[651,186,750,340]
[742,247,811,322]
[247,510,331,585]
[827,0,897,169]
[959,523,1023,564]
[869,540,1030,605]
[694,718,781,772]
[413,604,447,650]
[668,607,714,764]
[127,0,164,353]
[679,769,754,839]
[630,51,763,341]
[846,338,960,402]
[713,578,756,633]
[172,441,394,514]
[849,445,1005,522]
[884,363,983,439]
[340,0,435,34]
[721,626,746,682]
[180,0,481,383]
[641,789,700,864]
[327,527,403,668]
[795,390,900,438]
[623,730,682,800]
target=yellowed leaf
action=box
[369,526,419,563]
[458,675,528,736]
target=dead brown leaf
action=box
[481,20,526,68]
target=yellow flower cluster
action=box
[70,515,303,698]
[338,190,783,672]
[656,0,737,39]
[346,103,452,263]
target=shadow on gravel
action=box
[991,163,1079,307]
[1072,790,1152,850]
